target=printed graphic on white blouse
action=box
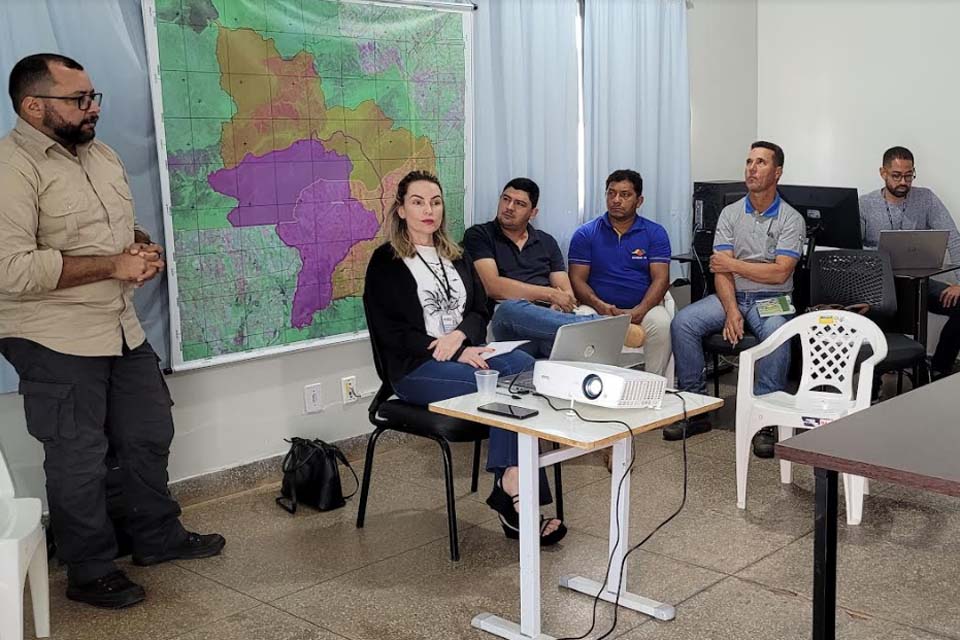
[403,246,468,338]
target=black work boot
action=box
[66,570,146,609]
[752,427,777,458]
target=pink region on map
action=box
[208,140,380,328]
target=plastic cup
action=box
[474,369,499,403]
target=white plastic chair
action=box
[735,310,887,525]
[0,447,50,640]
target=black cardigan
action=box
[364,242,490,387]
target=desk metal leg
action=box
[813,467,838,640]
[559,437,676,621]
[472,433,554,640]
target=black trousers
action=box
[0,338,187,584]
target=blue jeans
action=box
[491,300,598,358]
[393,350,534,405]
[393,349,552,503]
[671,292,793,396]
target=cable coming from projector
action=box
[530,390,690,640]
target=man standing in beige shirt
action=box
[0,53,224,609]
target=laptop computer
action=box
[878,230,949,271]
[498,314,631,392]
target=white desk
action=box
[430,390,723,640]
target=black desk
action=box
[776,374,960,640]
[892,264,960,347]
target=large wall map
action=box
[148,0,468,366]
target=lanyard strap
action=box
[882,189,905,230]
[416,250,453,300]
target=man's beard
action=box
[889,184,910,198]
[43,109,97,146]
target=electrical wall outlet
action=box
[341,375,358,404]
[303,382,323,414]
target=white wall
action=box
[0,340,378,500]
[757,0,960,216]
[757,0,960,350]
[688,0,758,181]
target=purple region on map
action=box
[208,140,380,328]
[359,41,401,75]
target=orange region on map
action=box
[212,26,438,313]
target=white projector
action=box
[533,360,666,409]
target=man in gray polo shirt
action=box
[667,141,805,454]
[860,146,960,378]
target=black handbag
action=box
[275,437,358,514]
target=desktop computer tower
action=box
[689,181,747,301]
[692,181,747,256]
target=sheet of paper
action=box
[481,340,530,360]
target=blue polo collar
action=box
[601,212,646,234]
[745,192,782,218]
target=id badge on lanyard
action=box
[440,313,458,335]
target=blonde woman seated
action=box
[363,170,566,545]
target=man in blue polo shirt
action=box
[667,141,805,456]
[568,169,673,377]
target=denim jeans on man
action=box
[393,349,553,504]
[490,300,598,358]
[672,292,794,396]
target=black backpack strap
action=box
[275,488,298,514]
[332,447,359,499]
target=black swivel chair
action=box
[702,332,760,398]
[809,249,929,393]
[357,297,563,561]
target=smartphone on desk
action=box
[477,402,539,419]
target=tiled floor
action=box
[21,379,960,640]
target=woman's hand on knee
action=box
[458,346,493,368]
[429,330,466,361]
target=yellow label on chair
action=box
[818,315,835,324]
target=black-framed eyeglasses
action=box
[888,171,916,183]
[32,92,103,111]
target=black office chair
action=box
[809,250,929,393]
[357,297,563,561]
[702,332,760,397]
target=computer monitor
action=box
[778,185,862,250]
[722,189,748,207]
